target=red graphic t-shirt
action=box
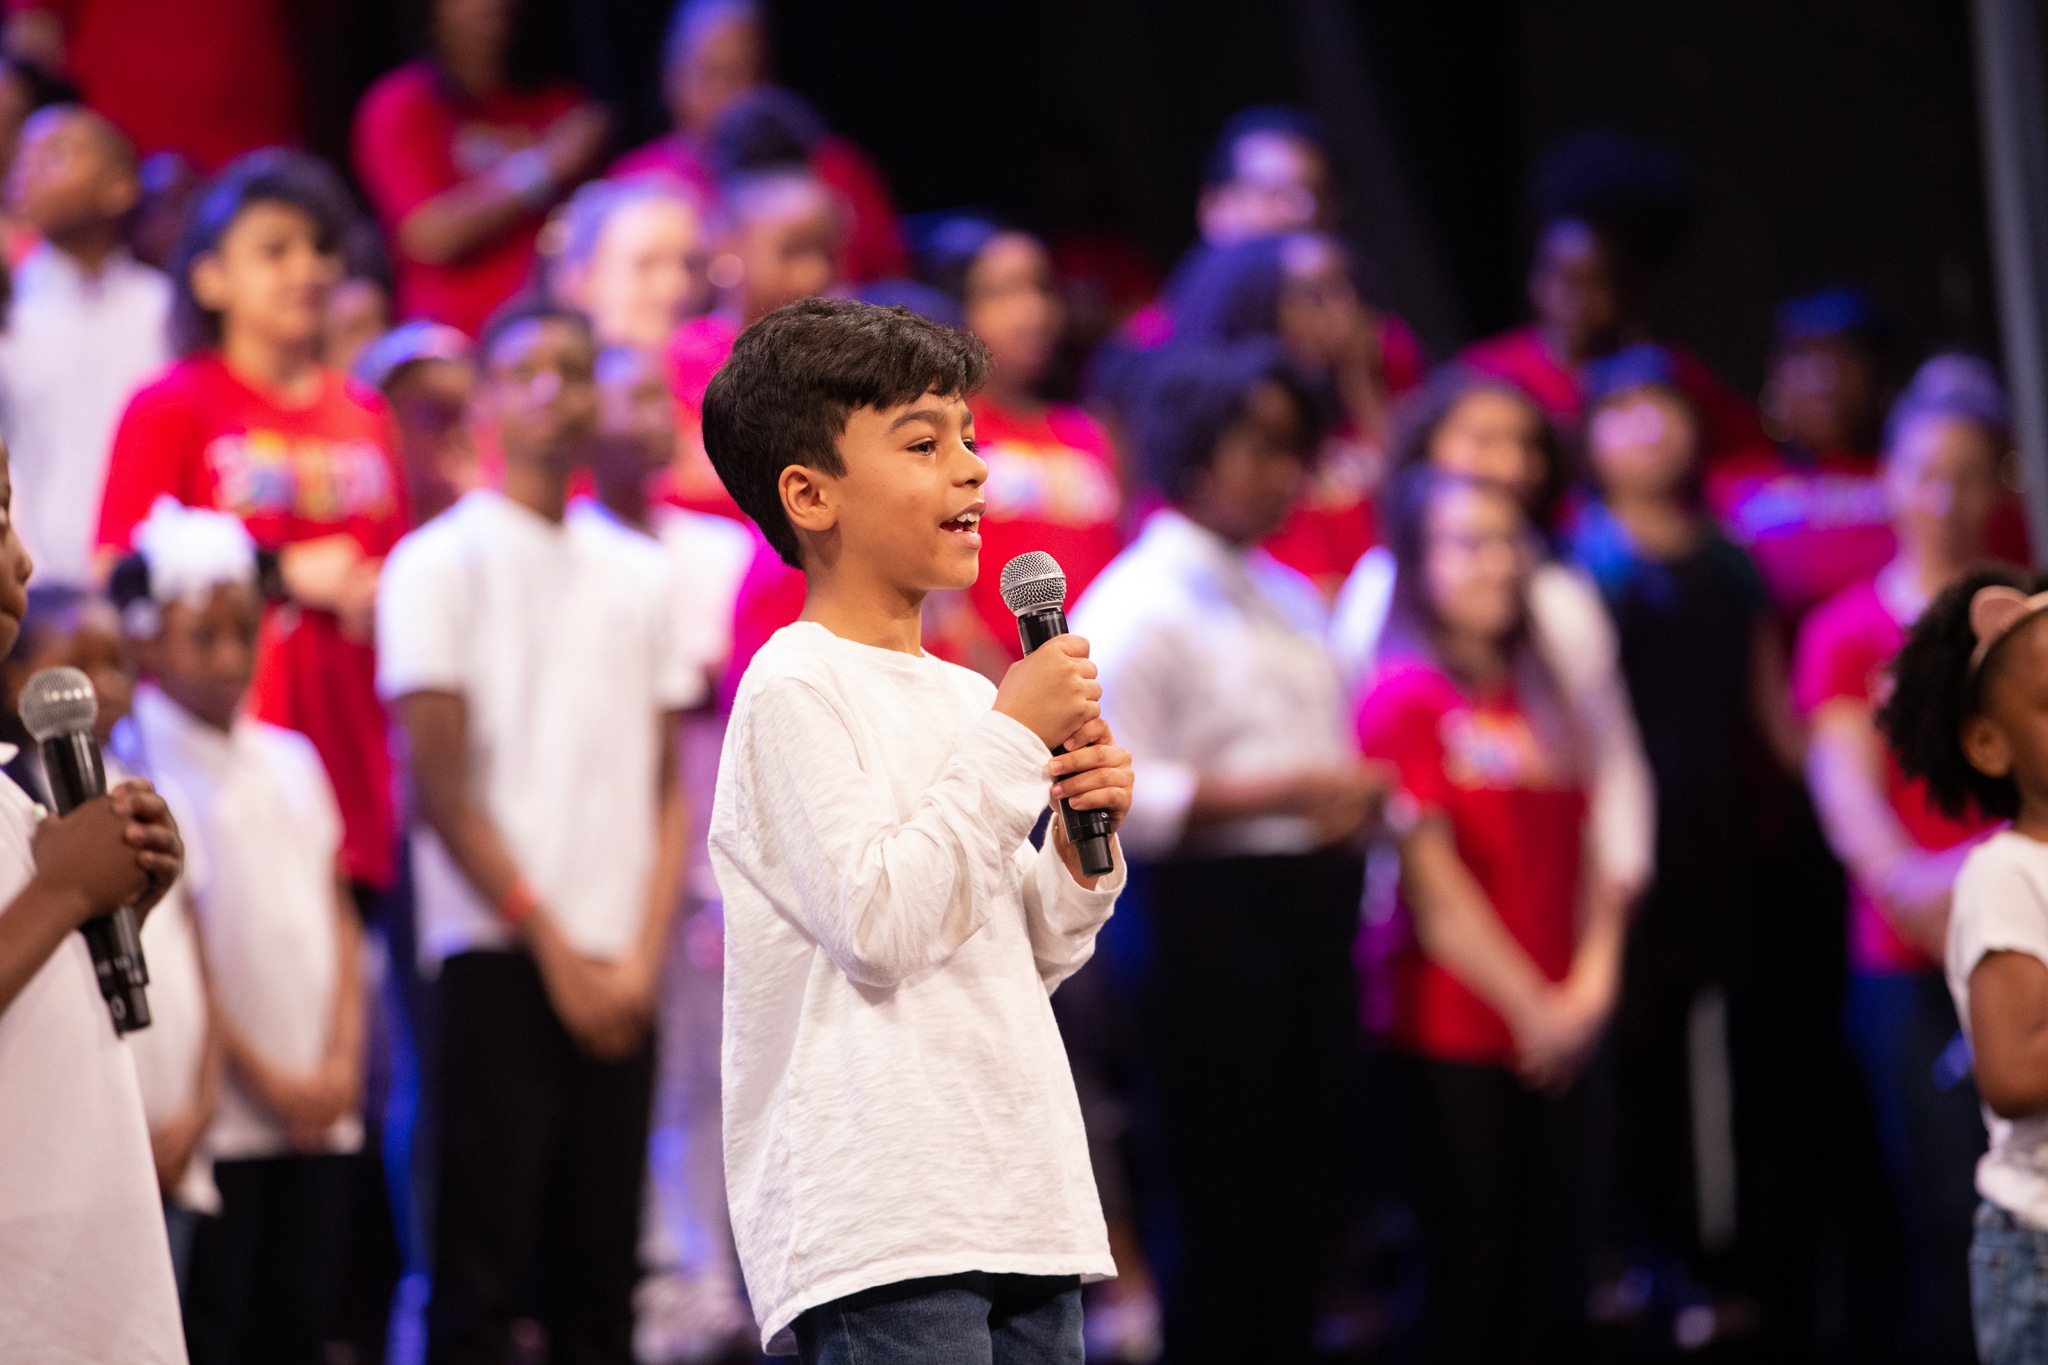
[1711,444,2032,627]
[966,399,1124,661]
[1460,324,1767,462]
[1792,578,1998,972]
[97,355,408,888]
[353,61,585,336]
[1357,661,1587,1066]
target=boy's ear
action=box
[1963,714,2015,780]
[779,463,837,539]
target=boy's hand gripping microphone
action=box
[20,666,151,1034]
[999,552,1116,879]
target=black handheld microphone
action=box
[999,552,1115,879]
[20,667,151,1034]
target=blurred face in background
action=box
[1184,380,1310,545]
[14,604,133,747]
[139,582,261,733]
[385,357,478,525]
[434,0,516,88]
[725,175,839,322]
[481,317,598,471]
[1768,334,1880,455]
[670,9,766,136]
[8,107,137,238]
[1429,387,1548,512]
[591,346,675,487]
[574,196,707,349]
[965,231,1062,391]
[1275,232,1367,373]
[1586,385,1698,503]
[1530,218,1625,363]
[1199,132,1332,245]
[190,200,341,354]
[1884,412,2004,574]
[1424,478,1528,646]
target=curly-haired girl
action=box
[1882,564,2048,1364]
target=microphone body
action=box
[22,668,150,1033]
[1001,558,1116,880]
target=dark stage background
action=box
[297,0,2003,404]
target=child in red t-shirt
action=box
[1458,134,1763,462]
[96,150,409,895]
[1356,464,1617,1360]
[908,215,1125,680]
[663,168,841,521]
[351,0,609,336]
[1161,232,1425,595]
[1796,354,2018,1357]
[609,0,907,284]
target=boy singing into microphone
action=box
[704,298,1133,1362]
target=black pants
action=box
[426,950,656,1365]
[1405,1056,1583,1365]
[185,1152,354,1365]
[1146,849,1364,1365]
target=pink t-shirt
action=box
[1792,578,1998,972]
[660,312,746,521]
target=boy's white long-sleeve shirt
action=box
[712,622,1122,1354]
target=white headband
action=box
[124,495,257,637]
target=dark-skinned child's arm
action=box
[395,689,631,1057]
[0,784,179,1017]
[1972,950,2048,1120]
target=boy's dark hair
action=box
[1129,339,1321,501]
[702,298,991,569]
[476,297,594,369]
[1390,364,1567,531]
[1201,106,1329,189]
[169,149,356,356]
[1879,563,2039,822]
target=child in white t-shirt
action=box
[0,451,189,1362]
[111,496,364,1363]
[701,298,1134,1360]
[1881,564,2048,1364]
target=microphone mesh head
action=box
[999,551,1067,615]
[19,666,97,742]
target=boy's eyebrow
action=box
[885,407,947,433]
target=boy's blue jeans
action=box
[1973,1201,2048,1364]
[792,1272,1083,1365]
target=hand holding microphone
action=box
[20,666,181,1034]
[996,553,1125,879]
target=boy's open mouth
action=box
[941,507,983,541]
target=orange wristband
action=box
[498,878,540,930]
